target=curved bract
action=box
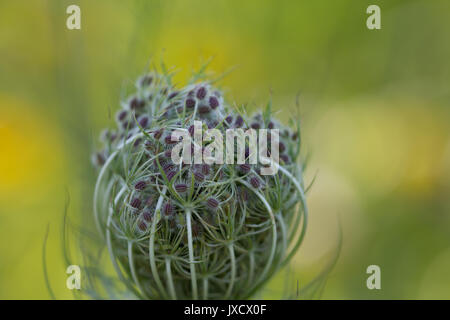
[92,70,307,299]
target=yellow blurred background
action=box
[0,0,449,299]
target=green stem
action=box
[165,258,177,300]
[106,209,143,299]
[186,209,198,299]
[149,186,169,299]
[128,241,148,298]
[225,244,236,299]
[202,277,209,300]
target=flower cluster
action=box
[92,70,307,300]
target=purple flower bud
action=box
[175,183,188,194]
[239,163,251,173]
[209,96,219,109]
[166,170,176,181]
[138,221,147,231]
[268,121,274,129]
[154,129,164,140]
[138,115,149,128]
[250,123,260,129]
[225,115,233,125]
[134,180,147,191]
[280,154,290,164]
[142,211,154,222]
[196,86,207,99]
[168,91,179,100]
[140,75,153,87]
[186,98,196,109]
[130,97,145,110]
[206,197,219,210]
[130,197,142,209]
[235,116,244,128]
[117,110,128,122]
[162,202,174,219]
[250,176,261,189]
[193,171,205,182]
[292,132,298,141]
[279,142,286,153]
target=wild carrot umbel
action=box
[92,66,308,300]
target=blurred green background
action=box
[0,0,449,299]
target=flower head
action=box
[91,69,307,300]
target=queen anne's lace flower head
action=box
[92,68,307,299]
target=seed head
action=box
[153,128,164,140]
[185,98,196,109]
[130,97,145,110]
[134,180,147,191]
[142,211,154,222]
[162,202,174,219]
[138,115,149,128]
[139,74,153,87]
[250,176,261,189]
[130,197,142,209]
[235,116,244,128]
[117,110,128,122]
[138,221,147,231]
[239,163,251,174]
[196,86,207,99]
[193,171,205,182]
[92,69,307,300]
[206,197,219,210]
[209,96,219,109]
[168,91,179,100]
[175,183,188,194]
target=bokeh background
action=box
[1,0,449,299]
